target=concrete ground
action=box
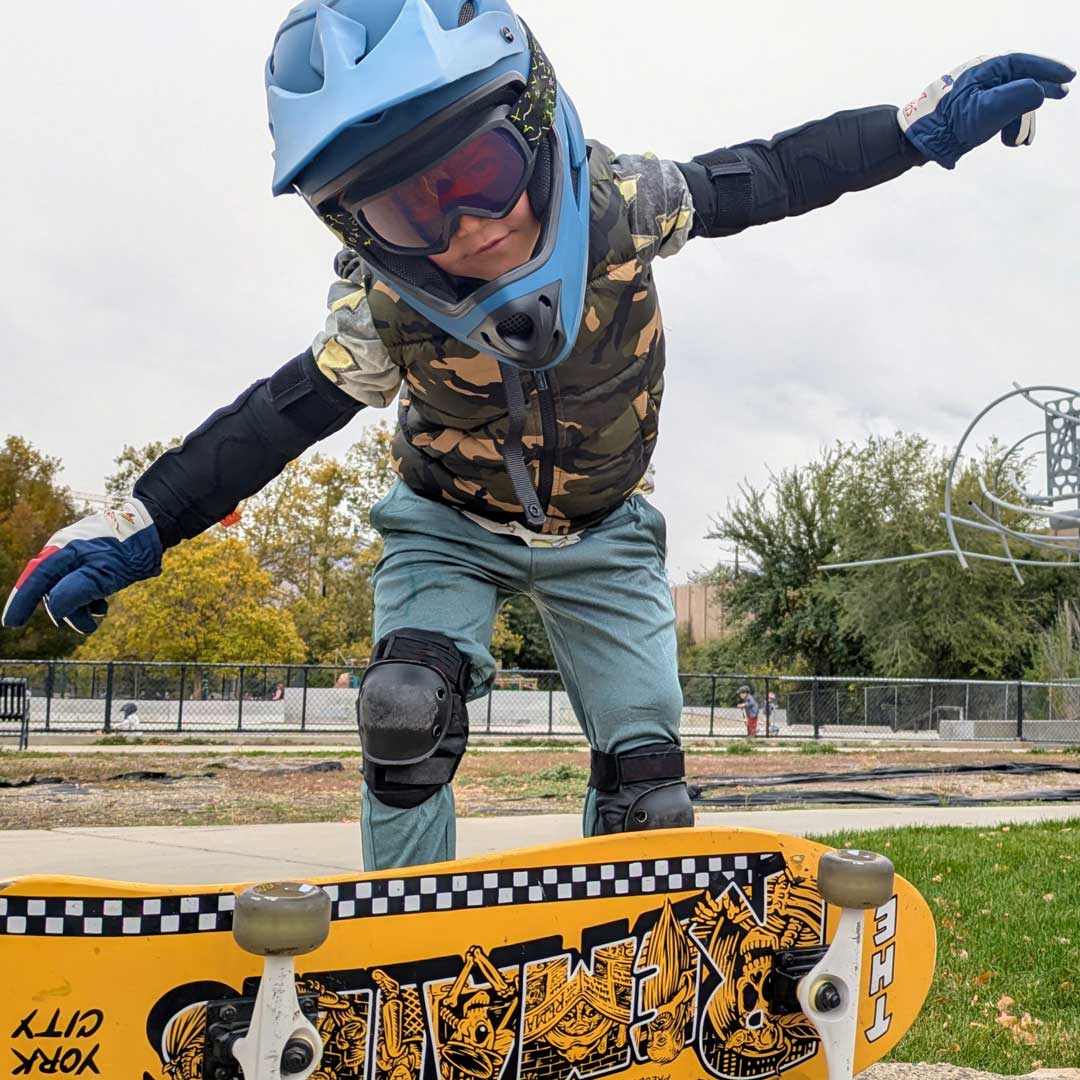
[3,804,1078,884]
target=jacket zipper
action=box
[534,370,558,513]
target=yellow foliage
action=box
[75,535,306,664]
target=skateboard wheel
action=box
[817,849,894,909]
[232,882,332,957]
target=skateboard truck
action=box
[226,882,331,1080]
[795,849,895,1080]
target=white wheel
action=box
[232,882,332,957]
[817,849,894,909]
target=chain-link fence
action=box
[1,660,1079,744]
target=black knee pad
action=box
[590,743,695,834]
[358,629,471,810]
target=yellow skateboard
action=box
[0,827,934,1080]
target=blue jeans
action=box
[360,481,683,869]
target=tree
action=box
[501,595,557,670]
[823,436,1057,678]
[75,535,305,663]
[0,437,79,660]
[710,449,866,676]
[710,433,1076,679]
[239,424,395,662]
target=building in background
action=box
[671,583,728,644]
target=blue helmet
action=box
[266,0,590,370]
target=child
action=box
[736,687,760,739]
[3,1,1072,871]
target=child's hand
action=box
[2,499,162,634]
[898,53,1075,168]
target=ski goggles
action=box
[310,115,536,257]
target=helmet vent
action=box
[457,2,477,26]
[497,313,534,340]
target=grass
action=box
[810,819,1080,1073]
[799,741,838,755]
[724,741,756,755]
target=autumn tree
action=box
[75,534,305,663]
[0,437,79,660]
[239,424,395,662]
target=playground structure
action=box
[822,384,1080,578]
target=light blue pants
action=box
[360,480,683,870]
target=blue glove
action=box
[899,53,1075,168]
[1,498,162,635]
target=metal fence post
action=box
[300,667,309,732]
[764,676,771,737]
[177,665,186,732]
[709,675,717,736]
[1016,680,1024,741]
[486,687,493,733]
[237,666,245,732]
[104,663,114,733]
[547,685,553,734]
[811,678,819,740]
[45,661,55,732]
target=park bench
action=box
[0,678,30,750]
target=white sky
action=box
[2,0,1078,581]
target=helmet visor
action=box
[319,123,533,255]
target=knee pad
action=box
[358,629,471,810]
[590,743,695,834]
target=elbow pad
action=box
[675,150,754,239]
[134,349,362,549]
[678,106,925,239]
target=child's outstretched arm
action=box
[675,52,1073,239]
[2,269,398,636]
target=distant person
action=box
[271,682,285,701]
[736,686,760,738]
[348,659,362,690]
[765,690,784,736]
[334,671,351,690]
[115,701,141,734]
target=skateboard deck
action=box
[0,827,934,1080]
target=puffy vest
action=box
[365,142,666,536]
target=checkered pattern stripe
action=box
[2,853,774,938]
[0,891,236,938]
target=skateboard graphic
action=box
[0,827,934,1080]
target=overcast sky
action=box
[2,0,1078,582]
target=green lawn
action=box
[810,819,1080,1073]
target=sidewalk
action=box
[3,805,1077,884]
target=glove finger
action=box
[45,567,114,630]
[1002,111,1036,147]
[974,79,1047,131]
[973,53,1076,89]
[1038,81,1071,100]
[49,597,109,636]
[1,545,80,627]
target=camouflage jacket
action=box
[311,142,693,536]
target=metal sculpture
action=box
[820,384,1080,580]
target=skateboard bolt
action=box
[814,982,842,1012]
[220,1005,238,1022]
[282,1039,315,1075]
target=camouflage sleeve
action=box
[610,152,695,261]
[311,266,402,409]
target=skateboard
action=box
[0,827,934,1080]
